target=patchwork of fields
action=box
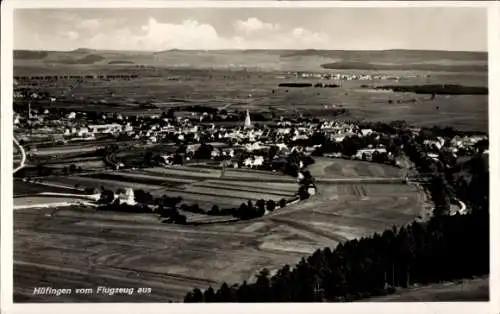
[14,159,428,302]
[15,165,299,210]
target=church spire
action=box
[244,109,252,129]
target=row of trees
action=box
[185,209,488,302]
[96,181,300,223]
[448,153,489,214]
[97,186,292,223]
[26,163,84,178]
[401,122,489,217]
[180,198,289,220]
[404,137,455,216]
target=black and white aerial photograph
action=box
[10,5,489,304]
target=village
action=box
[14,98,487,173]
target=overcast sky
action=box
[14,8,487,51]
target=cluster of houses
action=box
[289,72,411,81]
[14,105,369,155]
[421,134,488,161]
[14,74,139,81]
[14,102,488,172]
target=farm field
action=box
[14,196,90,209]
[308,157,403,179]
[20,74,488,132]
[18,165,300,211]
[13,160,427,302]
[14,180,84,196]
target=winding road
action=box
[13,137,26,174]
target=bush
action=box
[208,205,220,215]
[298,186,310,200]
[174,214,187,224]
[279,198,287,208]
[266,200,276,212]
[188,204,204,214]
[256,199,266,211]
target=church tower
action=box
[244,109,252,129]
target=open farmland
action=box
[15,49,488,132]
[14,157,428,302]
[18,72,488,132]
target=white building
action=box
[360,129,373,136]
[118,188,136,205]
[88,123,121,134]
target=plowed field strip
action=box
[194,181,295,196]
[163,187,282,202]
[83,173,193,187]
[205,180,298,191]
[50,176,161,191]
[140,167,219,178]
[183,186,291,200]
[269,217,348,243]
[146,166,216,175]
[310,210,412,225]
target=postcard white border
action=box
[1,1,498,314]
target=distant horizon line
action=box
[14,48,487,54]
